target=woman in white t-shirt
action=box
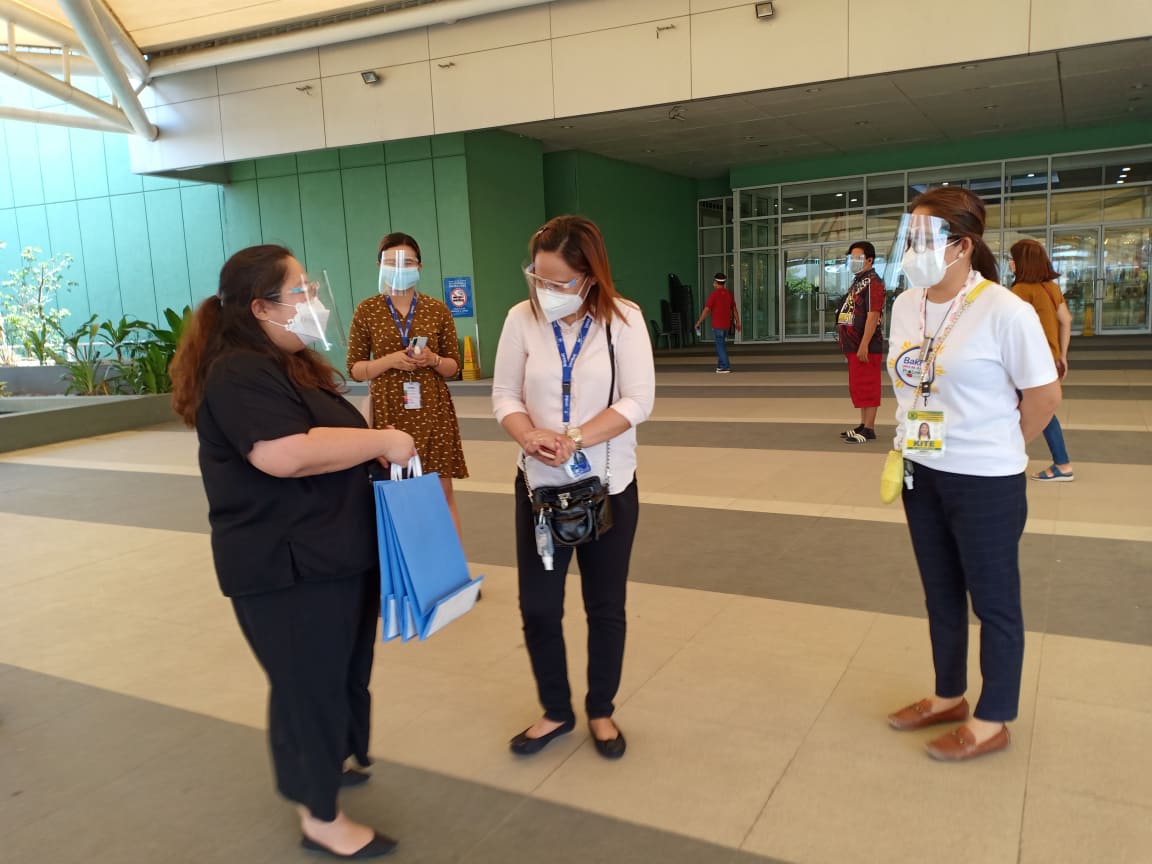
[885,187,1060,761]
[492,215,655,760]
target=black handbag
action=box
[525,323,616,547]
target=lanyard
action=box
[384,294,418,348]
[553,315,593,427]
[916,276,991,404]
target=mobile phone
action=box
[407,335,429,356]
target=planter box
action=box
[0,363,121,395]
[0,394,177,453]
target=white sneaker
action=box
[716,368,731,374]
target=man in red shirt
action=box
[836,242,885,443]
[695,273,741,373]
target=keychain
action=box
[534,511,554,571]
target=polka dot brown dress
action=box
[346,292,468,479]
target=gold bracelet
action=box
[433,354,442,369]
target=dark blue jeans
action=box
[713,328,730,370]
[901,463,1027,723]
[1041,414,1071,465]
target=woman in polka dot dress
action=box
[347,232,468,536]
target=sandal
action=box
[1031,464,1074,482]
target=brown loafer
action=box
[887,698,969,730]
[925,724,1010,761]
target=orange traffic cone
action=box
[461,335,481,380]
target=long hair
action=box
[529,215,625,325]
[909,187,999,283]
[171,244,342,426]
[1009,238,1060,283]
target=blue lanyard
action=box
[553,315,593,426]
[384,294,418,347]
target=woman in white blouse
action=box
[492,215,655,760]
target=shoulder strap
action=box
[606,321,616,408]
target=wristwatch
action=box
[566,426,584,449]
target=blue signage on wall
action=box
[445,276,473,318]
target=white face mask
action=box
[272,299,331,348]
[847,257,866,274]
[901,242,959,289]
[536,287,586,323]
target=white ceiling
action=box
[504,38,1152,180]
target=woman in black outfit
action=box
[171,245,413,860]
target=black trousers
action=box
[902,463,1027,723]
[515,473,640,723]
[232,572,378,821]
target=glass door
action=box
[1049,228,1098,333]
[1100,225,1151,333]
[1050,225,1152,334]
[781,243,846,340]
[738,250,778,341]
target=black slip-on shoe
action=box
[300,831,397,859]
[509,719,576,755]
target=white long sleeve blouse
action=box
[492,299,656,495]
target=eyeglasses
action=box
[523,266,587,295]
[380,258,420,269]
[285,276,320,299]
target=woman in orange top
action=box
[1009,239,1074,482]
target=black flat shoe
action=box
[340,769,370,788]
[301,831,397,859]
[509,718,575,755]
[590,722,626,760]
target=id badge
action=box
[563,450,592,479]
[904,409,945,455]
[837,310,853,326]
[402,381,422,410]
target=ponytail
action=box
[171,296,223,426]
[971,239,999,284]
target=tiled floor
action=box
[1,341,1150,863]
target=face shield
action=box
[883,213,957,290]
[378,248,421,294]
[523,265,589,323]
[279,271,345,351]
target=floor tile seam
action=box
[1023,780,1152,813]
[1035,691,1152,717]
[1016,632,1048,864]
[735,610,883,854]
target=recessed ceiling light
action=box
[1027,173,1036,178]
[942,181,950,186]
[1122,166,1132,171]
[805,87,821,94]
[560,124,575,129]
[1117,179,1126,184]
[836,193,844,197]
[961,64,979,70]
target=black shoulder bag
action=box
[523,322,616,546]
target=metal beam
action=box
[57,0,157,140]
[0,49,131,129]
[91,0,148,84]
[0,0,80,49]
[0,103,130,133]
[149,0,553,77]
[0,46,98,76]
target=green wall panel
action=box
[255,155,298,178]
[465,130,546,374]
[386,137,432,163]
[15,205,51,255]
[297,150,341,174]
[542,150,696,340]
[68,129,109,200]
[432,134,466,158]
[142,175,181,191]
[433,155,473,289]
[75,198,122,319]
[0,126,14,210]
[36,126,77,204]
[44,202,91,321]
[103,134,143,196]
[386,160,442,300]
[144,189,193,315]
[257,176,305,254]
[109,194,158,323]
[6,123,44,207]
[297,170,352,365]
[221,181,263,256]
[229,161,257,182]
[341,165,390,308]
[339,144,385,169]
[180,185,226,302]
[729,120,1152,188]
